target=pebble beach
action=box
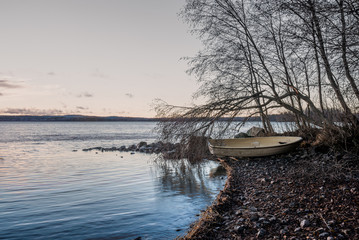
[181,146,359,239]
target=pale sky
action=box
[0,0,202,117]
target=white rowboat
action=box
[208,136,303,157]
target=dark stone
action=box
[234,225,246,233]
[139,146,146,152]
[256,228,267,238]
[280,228,289,235]
[328,220,335,226]
[283,208,290,214]
[300,219,310,228]
[269,216,277,222]
[250,214,259,222]
[258,217,267,222]
[337,234,345,239]
[128,144,136,151]
[137,141,147,148]
[234,132,249,138]
[247,127,265,137]
[319,232,329,238]
[314,145,330,154]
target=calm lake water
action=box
[0,122,227,240]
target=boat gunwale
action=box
[208,136,303,150]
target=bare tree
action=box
[155,0,359,155]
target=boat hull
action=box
[208,136,302,158]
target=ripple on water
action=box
[0,122,227,240]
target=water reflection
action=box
[0,122,227,240]
[209,165,227,178]
[153,157,226,200]
[0,149,227,240]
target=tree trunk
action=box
[310,1,358,125]
[339,0,359,101]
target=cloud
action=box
[0,108,64,115]
[77,92,94,98]
[0,80,23,89]
[125,93,134,98]
[118,111,130,115]
[61,102,68,108]
[48,72,55,76]
[76,106,89,110]
[92,69,110,79]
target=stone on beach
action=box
[234,132,249,138]
[180,147,359,239]
[246,126,265,137]
[300,219,310,228]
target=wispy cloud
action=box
[0,108,64,115]
[92,69,110,79]
[125,93,134,98]
[48,72,55,76]
[76,106,89,110]
[0,80,23,89]
[118,111,130,115]
[77,92,94,98]
[61,102,68,109]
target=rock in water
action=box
[137,141,147,148]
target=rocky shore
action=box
[181,147,359,239]
[82,141,181,157]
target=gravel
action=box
[180,147,359,239]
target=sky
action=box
[0,0,202,117]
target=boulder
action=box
[139,146,147,152]
[137,141,147,148]
[128,144,137,151]
[234,132,249,138]
[247,127,265,137]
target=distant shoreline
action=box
[0,115,157,122]
[0,114,296,122]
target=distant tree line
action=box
[155,0,359,147]
[0,115,156,122]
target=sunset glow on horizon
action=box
[0,0,201,118]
